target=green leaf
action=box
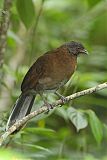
[16,0,35,29]
[0,149,25,160]
[67,107,88,132]
[23,143,52,153]
[87,0,101,8]
[0,0,3,9]
[56,107,68,122]
[86,110,103,144]
[103,124,107,139]
[24,127,56,137]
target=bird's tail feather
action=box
[6,94,35,131]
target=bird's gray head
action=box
[65,41,88,56]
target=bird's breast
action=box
[52,53,77,80]
[37,53,77,91]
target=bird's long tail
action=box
[6,94,35,131]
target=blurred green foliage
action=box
[0,0,107,159]
[0,149,26,160]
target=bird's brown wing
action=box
[21,50,56,93]
[21,55,46,93]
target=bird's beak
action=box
[80,49,88,55]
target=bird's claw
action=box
[60,96,67,104]
[44,102,53,114]
[55,92,67,104]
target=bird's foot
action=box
[44,101,54,114]
[60,96,67,104]
[55,92,67,104]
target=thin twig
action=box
[0,82,107,146]
[0,0,12,67]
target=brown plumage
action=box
[6,41,88,131]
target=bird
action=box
[6,41,88,131]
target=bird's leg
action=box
[39,92,53,113]
[43,99,54,114]
[55,91,67,104]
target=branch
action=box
[0,0,12,67]
[0,82,107,146]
